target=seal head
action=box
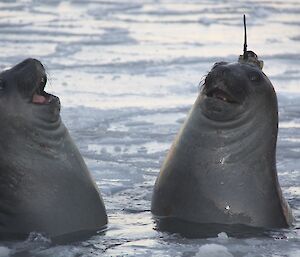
[0,58,60,123]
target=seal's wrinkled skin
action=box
[151,62,294,236]
[0,59,107,242]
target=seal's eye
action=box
[249,72,261,82]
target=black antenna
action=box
[243,14,248,59]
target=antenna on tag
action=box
[238,15,264,69]
[243,14,248,60]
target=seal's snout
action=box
[203,65,240,104]
[203,62,252,106]
[11,58,59,106]
[205,63,233,87]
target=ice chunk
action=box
[217,232,229,239]
[0,247,10,257]
[196,244,233,257]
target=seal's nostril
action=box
[212,61,228,70]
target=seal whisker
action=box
[198,74,207,92]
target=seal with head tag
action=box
[151,16,294,237]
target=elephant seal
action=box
[0,58,107,242]
[151,59,294,237]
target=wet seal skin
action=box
[0,59,107,243]
[151,57,294,238]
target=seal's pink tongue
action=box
[32,93,47,104]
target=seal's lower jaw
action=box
[32,92,59,105]
[200,83,245,122]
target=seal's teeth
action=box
[208,89,235,103]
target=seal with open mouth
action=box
[0,58,107,242]
[151,59,294,237]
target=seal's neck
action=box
[1,115,67,155]
[183,95,278,166]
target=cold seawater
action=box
[0,0,299,256]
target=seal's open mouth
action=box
[31,75,57,105]
[206,87,238,104]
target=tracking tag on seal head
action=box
[238,14,264,70]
